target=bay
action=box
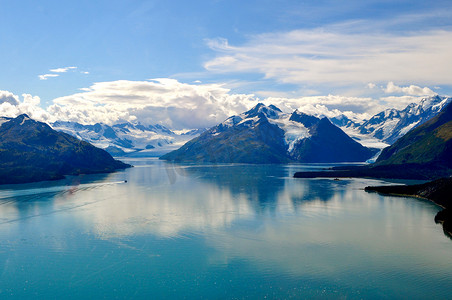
[0,158,451,299]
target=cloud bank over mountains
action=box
[0,79,442,129]
[48,79,256,129]
[1,80,256,129]
[0,91,48,121]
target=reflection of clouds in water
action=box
[49,163,300,239]
[62,163,360,240]
[0,160,447,283]
[0,204,19,224]
[62,177,256,239]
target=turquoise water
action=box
[0,158,451,299]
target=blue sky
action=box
[1,0,452,128]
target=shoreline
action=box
[364,178,452,238]
[364,190,446,209]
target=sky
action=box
[1,0,452,129]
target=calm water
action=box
[0,158,451,299]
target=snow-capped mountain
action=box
[50,121,204,156]
[332,95,452,147]
[295,100,452,180]
[0,114,129,184]
[48,95,451,159]
[376,99,452,168]
[161,104,376,163]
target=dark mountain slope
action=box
[290,118,375,163]
[0,114,130,184]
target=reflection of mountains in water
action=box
[0,161,354,239]
[164,162,352,209]
[290,178,350,205]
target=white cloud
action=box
[38,74,60,80]
[383,82,436,96]
[0,80,437,129]
[47,79,258,129]
[38,66,79,80]
[49,66,77,73]
[261,94,381,117]
[204,29,452,89]
[0,90,20,105]
[379,95,429,110]
[0,92,51,121]
[367,83,377,89]
[47,79,392,128]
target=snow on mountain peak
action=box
[50,120,202,156]
[245,103,282,119]
[336,95,452,147]
[19,114,31,125]
[214,104,314,152]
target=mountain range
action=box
[1,94,450,184]
[294,100,452,180]
[0,114,130,184]
[161,103,376,163]
[51,121,204,157]
[48,96,451,159]
[333,95,452,147]
[1,95,450,183]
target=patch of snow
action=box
[366,149,383,163]
[431,97,452,112]
[398,121,419,136]
[269,116,310,152]
[173,128,200,135]
[237,116,260,127]
[340,126,390,149]
[222,115,243,128]
[380,119,399,137]
[51,120,199,156]
[20,116,30,125]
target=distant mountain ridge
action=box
[161,104,376,163]
[0,114,130,184]
[51,121,204,156]
[333,95,452,147]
